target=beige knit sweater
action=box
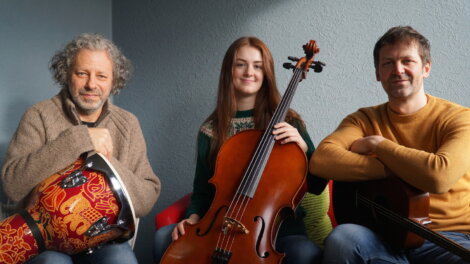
[1,90,160,217]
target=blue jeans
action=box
[153,224,175,263]
[408,231,470,264]
[154,224,322,263]
[323,223,470,264]
[25,242,138,264]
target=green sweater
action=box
[186,109,322,238]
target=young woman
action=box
[154,37,329,264]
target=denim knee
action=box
[277,234,322,264]
[25,251,73,264]
[154,224,175,263]
[74,242,138,264]
[323,224,409,264]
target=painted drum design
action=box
[0,153,135,264]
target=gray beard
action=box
[71,95,105,115]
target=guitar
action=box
[333,172,470,261]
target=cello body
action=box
[161,130,307,263]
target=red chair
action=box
[155,193,192,230]
[327,181,337,227]
[155,181,336,230]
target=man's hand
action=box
[350,135,385,155]
[87,128,113,159]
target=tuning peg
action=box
[283,62,295,70]
[309,61,326,73]
[287,56,300,62]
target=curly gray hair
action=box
[49,33,132,94]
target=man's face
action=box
[68,49,113,121]
[376,41,431,100]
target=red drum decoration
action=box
[0,153,135,264]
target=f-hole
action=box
[196,205,227,236]
[254,216,269,258]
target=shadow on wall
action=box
[112,0,287,263]
[113,0,290,208]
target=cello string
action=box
[227,67,302,228]
[224,68,303,253]
[217,68,304,254]
[226,67,302,224]
[358,194,470,258]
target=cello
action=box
[161,40,324,263]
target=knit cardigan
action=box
[1,89,160,217]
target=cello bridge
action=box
[222,217,249,235]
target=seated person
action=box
[1,33,161,264]
[154,36,330,264]
[311,26,470,264]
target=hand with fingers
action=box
[87,127,114,160]
[171,214,200,241]
[272,122,308,152]
[350,135,385,155]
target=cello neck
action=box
[238,68,304,198]
[237,41,321,198]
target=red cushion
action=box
[327,181,337,227]
[155,193,192,230]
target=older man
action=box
[1,33,160,264]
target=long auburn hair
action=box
[205,36,301,168]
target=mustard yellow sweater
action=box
[311,94,470,232]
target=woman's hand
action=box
[171,214,200,241]
[272,122,308,152]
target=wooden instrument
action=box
[0,153,136,264]
[161,41,324,264]
[333,170,470,261]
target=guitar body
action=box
[333,176,429,249]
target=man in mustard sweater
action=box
[311,26,470,263]
[1,34,160,263]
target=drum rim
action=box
[86,153,137,240]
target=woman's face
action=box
[232,45,264,108]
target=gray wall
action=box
[0,0,111,208]
[112,0,470,262]
[1,0,470,263]
[0,0,111,160]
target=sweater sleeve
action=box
[1,106,95,202]
[185,131,214,218]
[309,113,386,181]
[376,110,470,193]
[107,116,160,217]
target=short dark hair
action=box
[373,26,431,69]
[49,33,132,94]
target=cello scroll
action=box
[283,40,326,78]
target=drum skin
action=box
[0,154,134,264]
